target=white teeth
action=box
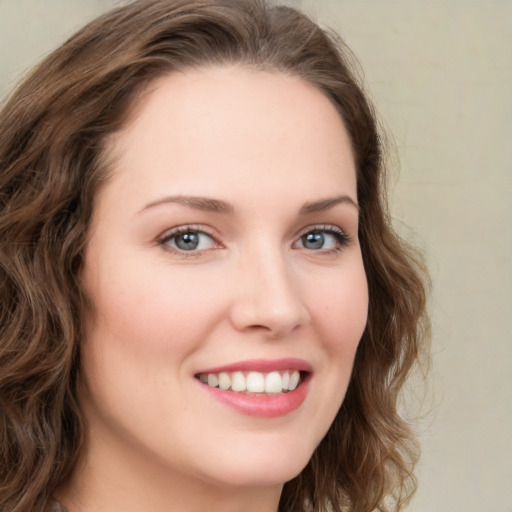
[231,371,246,392]
[199,369,304,394]
[246,372,265,393]
[288,370,300,391]
[282,371,290,390]
[207,374,219,388]
[218,372,231,390]
[264,371,282,393]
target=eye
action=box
[294,226,350,252]
[159,227,218,253]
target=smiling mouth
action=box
[195,370,307,395]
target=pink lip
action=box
[195,358,312,419]
[196,357,313,374]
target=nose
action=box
[229,248,310,339]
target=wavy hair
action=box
[0,1,430,511]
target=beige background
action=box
[1,1,510,511]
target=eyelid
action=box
[155,223,352,257]
[157,224,223,256]
[294,224,352,251]
[296,224,349,239]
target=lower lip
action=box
[199,375,311,418]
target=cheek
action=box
[312,261,368,401]
[314,263,368,357]
[79,266,220,438]
[83,260,226,361]
[294,262,368,452]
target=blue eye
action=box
[302,232,327,250]
[295,227,349,252]
[161,228,216,252]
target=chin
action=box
[210,463,306,489]
[197,436,315,488]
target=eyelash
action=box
[157,224,351,257]
[295,225,351,254]
[157,225,220,258]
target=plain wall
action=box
[1,1,511,511]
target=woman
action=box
[0,1,429,511]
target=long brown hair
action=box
[0,1,430,511]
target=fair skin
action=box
[58,66,368,512]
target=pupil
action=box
[176,232,199,250]
[304,232,324,249]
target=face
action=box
[80,66,368,495]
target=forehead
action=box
[101,65,356,209]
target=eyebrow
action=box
[140,193,358,215]
[140,195,234,214]
[299,195,359,214]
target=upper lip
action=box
[195,358,313,374]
